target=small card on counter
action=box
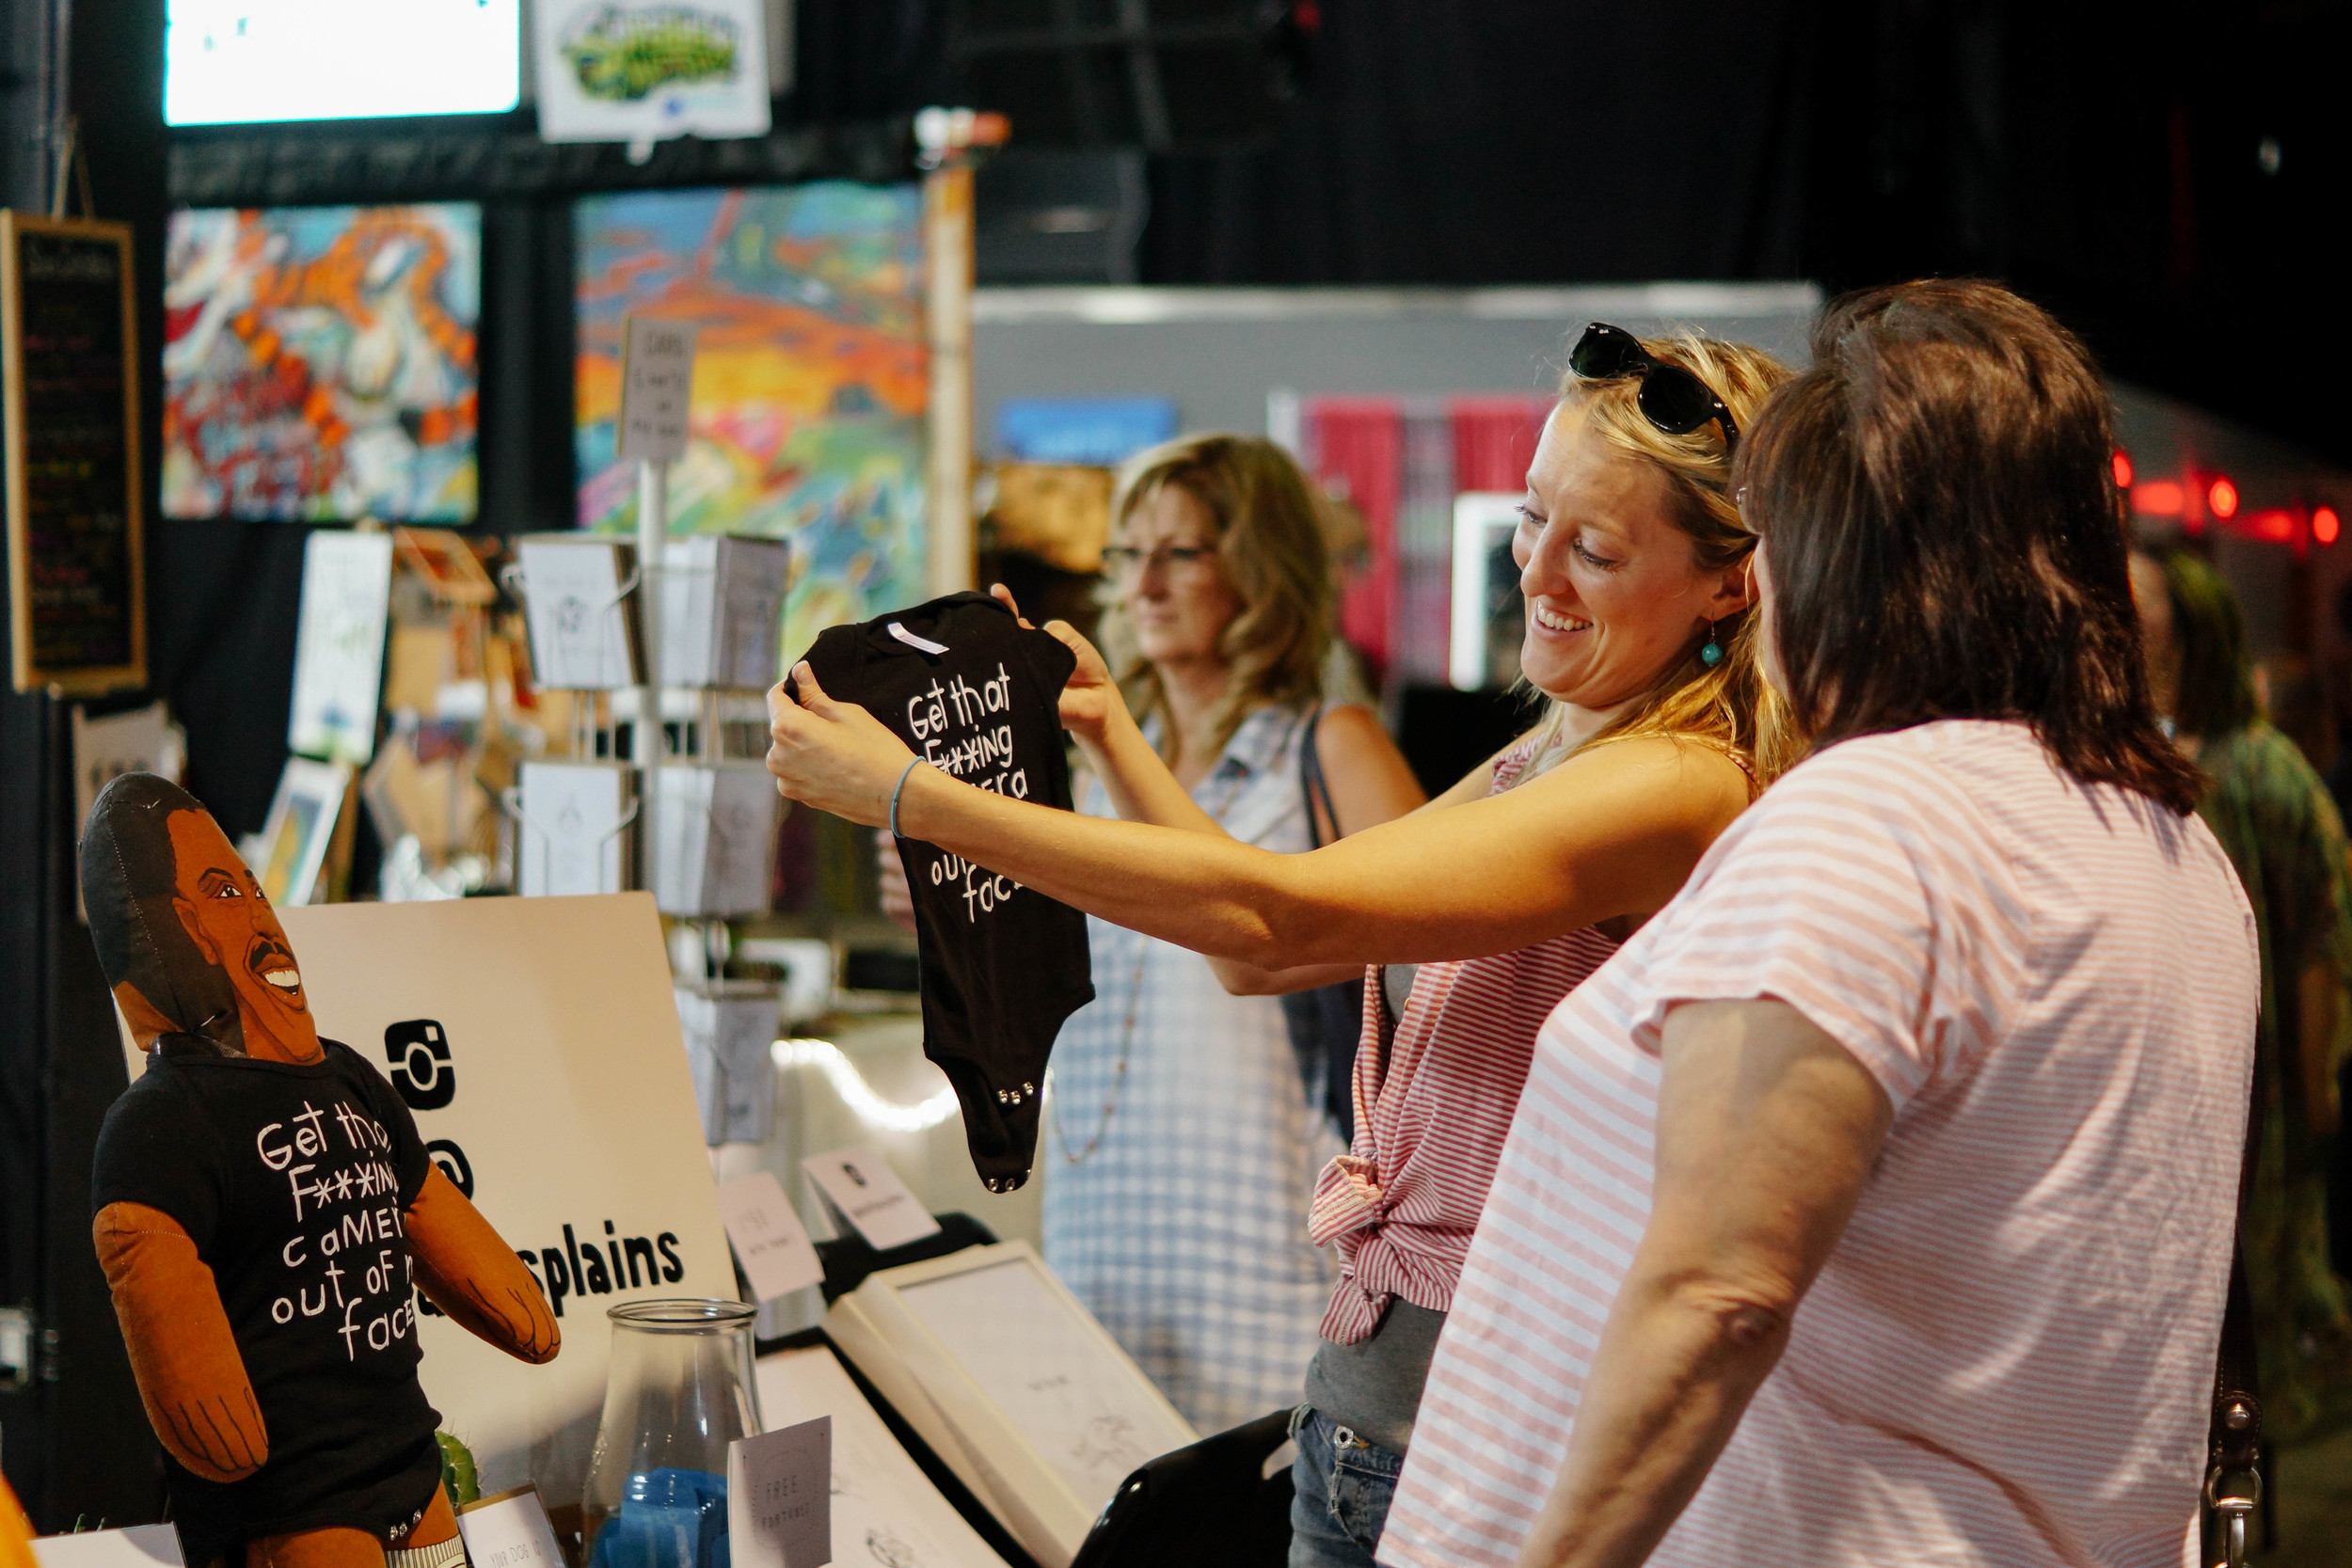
[801,1147,941,1251]
[29,1525,184,1568]
[718,1170,826,1303]
[454,1484,566,1568]
[728,1417,833,1568]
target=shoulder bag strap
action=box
[2206,1077,2265,1567]
[1299,706,1341,849]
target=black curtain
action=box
[0,0,171,1531]
[1138,2,1816,284]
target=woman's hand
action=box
[766,663,919,828]
[990,583,1120,743]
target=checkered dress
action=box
[1041,703,1344,1434]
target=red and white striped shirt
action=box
[1309,744,1621,1344]
[1380,721,2259,1568]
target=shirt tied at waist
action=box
[1308,1150,1471,1344]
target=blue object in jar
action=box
[587,1467,730,1568]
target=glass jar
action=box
[582,1299,762,1568]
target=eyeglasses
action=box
[1100,543,1216,578]
[1569,322,1739,448]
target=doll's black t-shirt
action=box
[90,1040,441,1567]
[792,591,1095,1190]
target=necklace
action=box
[1050,714,1289,1165]
[1050,936,1152,1165]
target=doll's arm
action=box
[93,1201,269,1482]
[405,1165,560,1364]
[2,1471,39,1568]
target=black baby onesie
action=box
[91,1040,442,1568]
[793,591,1095,1190]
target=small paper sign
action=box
[617,317,696,464]
[719,1171,826,1303]
[29,1526,184,1568]
[801,1147,942,1251]
[729,1417,833,1568]
[454,1485,566,1568]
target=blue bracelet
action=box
[889,757,924,838]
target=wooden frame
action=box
[823,1241,1197,1568]
[1,211,147,695]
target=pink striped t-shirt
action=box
[1380,721,2260,1568]
[1309,743,1621,1344]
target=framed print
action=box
[574,183,926,661]
[250,756,353,907]
[823,1242,1195,1568]
[754,1339,1010,1568]
[162,205,482,521]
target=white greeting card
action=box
[516,536,642,690]
[802,1148,939,1251]
[455,1484,565,1568]
[678,984,783,1146]
[661,534,789,689]
[654,763,779,917]
[717,1171,825,1304]
[288,529,395,764]
[28,1525,183,1568]
[516,760,636,897]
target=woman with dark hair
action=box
[2130,544,2352,1446]
[1378,280,2261,1568]
[771,330,1793,1568]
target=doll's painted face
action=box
[164,809,321,1063]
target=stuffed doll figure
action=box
[0,1473,33,1568]
[82,775,560,1568]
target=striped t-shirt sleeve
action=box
[1621,748,2027,1110]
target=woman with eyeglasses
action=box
[771,329,1791,1568]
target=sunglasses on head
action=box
[1569,322,1739,448]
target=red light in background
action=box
[2133,480,2185,515]
[2112,451,2134,488]
[2208,476,2240,519]
[2246,508,2297,544]
[2317,506,2342,546]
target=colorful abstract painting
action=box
[162,204,482,521]
[574,182,926,663]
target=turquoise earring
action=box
[1700,620,1724,668]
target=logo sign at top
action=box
[618,317,696,465]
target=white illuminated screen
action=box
[166,1,522,126]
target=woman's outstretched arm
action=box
[771,662,1745,967]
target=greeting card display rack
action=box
[507,464,792,1148]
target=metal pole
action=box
[923,161,976,595]
[638,456,665,902]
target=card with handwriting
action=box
[801,1147,941,1251]
[28,1526,184,1568]
[728,1417,832,1568]
[455,1485,565,1568]
[718,1171,825,1303]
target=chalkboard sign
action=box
[2,212,147,695]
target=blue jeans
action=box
[1289,1406,1404,1568]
